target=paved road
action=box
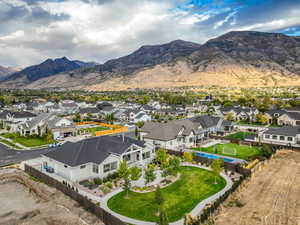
[0,143,55,166]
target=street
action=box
[0,143,55,166]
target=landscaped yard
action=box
[226,132,255,140]
[193,143,262,160]
[0,139,22,149]
[107,166,226,222]
[1,133,54,147]
[81,126,109,135]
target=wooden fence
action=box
[76,121,128,136]
[24,164,126,225]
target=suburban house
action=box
[133,111,152,123]
[79,107,101,120]
[0,110,37,132]
[59,101,79,115]
[264,109,286,124]
[258,126,300,146]
[277,112,300,126]
[97,102,115,115]
[140,115,233,149]
[42,135,155,182]
[19,113,76,139]
[220,106,259,121]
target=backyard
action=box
[1,133,54,147]
[107,166,226,222]
[79,125,110,136]
[226,132,255,140]
[193,143,262,161]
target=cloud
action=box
[0,0,300,67]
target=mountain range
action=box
[0,66,19,80]
[1,31,300,90]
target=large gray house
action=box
[140,115,233,149]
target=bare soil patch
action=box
[214,150,300,225]
[0,169,104,225]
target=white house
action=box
[133,111,152,123]
[0,110,37,132]
[259,126,300,146]
[19,113,75,139]
[42,135,155,182]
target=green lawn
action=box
[81,126,109,135]
[108,166,226,222]
[1,133,54,147]
[193,143,261,160]
[0,139,22,149]
[226,132,255,140]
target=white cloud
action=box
[0,0,300,67]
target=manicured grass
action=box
[81,126,109,135]
[226,132,255,140]
[0,139,22,149]
[193,143,262,160]
[108,166,226,222]
[1,133,54,147]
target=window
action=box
[64,165,68,168]
[142,151,151,159]
[104,164,110,173]
[265,134,270,139]
[123,154,131,161]
[287,137,293,142]
[80,165,86,169]
[103,161,118,173]
[280,136,285,141]
[111,162,117,170]
[272,135,278,140]
[93,164,99,174]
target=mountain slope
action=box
[0,66,17,80]
[2,31,300,90]
[2,57,96,87]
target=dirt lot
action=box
[0,169,104,225]
[214,150,300,225]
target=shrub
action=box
[106,182,113,189]
[94,178,103,185]
[100,185,110,194]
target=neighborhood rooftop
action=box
[44,135,145,167]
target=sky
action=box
[0,0,300,67]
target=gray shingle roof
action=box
[0,110,36,119]
[284,112,300,120]
[79,107,100,114]
[264,126,300,137]
[141,115,231,141]
[44,135,145,167]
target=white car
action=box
[56,136,64,141]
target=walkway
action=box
[100,163,233,225]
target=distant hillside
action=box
[2,31,300,90]
[0,66,17,80]
[2,57,96,87]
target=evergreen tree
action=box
[157,206,169,225]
